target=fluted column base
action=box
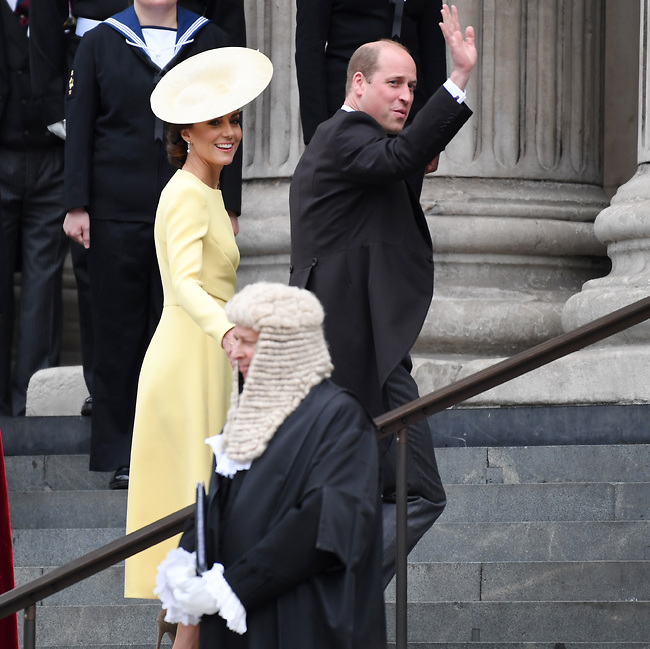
[562,163,650,344]
[413,345,650,408]
[416,176,609,358]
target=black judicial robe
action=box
[180,380,387,649]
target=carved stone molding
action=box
[420,0,609,361]
[562,0,650,346]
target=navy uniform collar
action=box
[104,5,208,65]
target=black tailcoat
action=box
[289,87,472,416]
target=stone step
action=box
[428,404,650,448]
[5,444,649,492]
[15,558,649,607]
[12,528,127,566]
[16,601,649,645]
[8,490,127,529]
[13,567,154,606]
[384,561,650,603]
[4,455,110,492]
[0,416,90,456]
[439,481,649,523]
[15,604,166,648]
[436,444,650,485]
[9,481,648,531]
[410,521,650,562]
[12,520,650,576]
[384,601,650,643]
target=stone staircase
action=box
[385,444,650,648]
[7,454,165,649]
[5,436,650,648]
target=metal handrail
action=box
[0,505,193,617]
[2,294,650,647]
[376,294,650,436]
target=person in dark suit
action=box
[295,0,447,146]
[63,0,242,488]
[289,4,476,586]
[43,0,130,420]
[0,0,69,416]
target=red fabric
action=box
[0,428,19,649]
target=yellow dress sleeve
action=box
[158,177,235,344]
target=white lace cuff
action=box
[154,548,247,634]
[154,547,201,626]
[205,434,251,478]
[202,563,247,634]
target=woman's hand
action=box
[222,327,236,369]
[227,211,239,236]
[63,207,91,248]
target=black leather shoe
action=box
[109,466,129,490]
[80,396,92,416]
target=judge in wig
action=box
[156,282,387,649]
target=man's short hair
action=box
[345,39,411,96]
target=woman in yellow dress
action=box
[124,48,273,600]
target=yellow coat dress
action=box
[124,170,239,598]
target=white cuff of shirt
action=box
[443,78,466,104]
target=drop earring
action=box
[186,141,190,154]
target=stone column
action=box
[433,0,644,407]
[413,0,612,394]
[235,0,624,406]
[234,0,302,287]
[548,0,650,405]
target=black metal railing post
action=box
[24,604,35,649]
[395,427,409,649]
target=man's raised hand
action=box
[440,4,477,91]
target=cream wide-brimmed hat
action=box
[150,47,273,124]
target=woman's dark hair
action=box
[166,123,191,169]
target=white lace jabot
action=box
[205,435,251,478]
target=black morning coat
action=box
[289,87,472,417]
[180,380,387,649]
[64,5,242,221]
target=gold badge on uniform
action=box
[68,70,75,96]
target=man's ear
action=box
[352,71,366,96]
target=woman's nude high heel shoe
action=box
[156,609,178,649]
